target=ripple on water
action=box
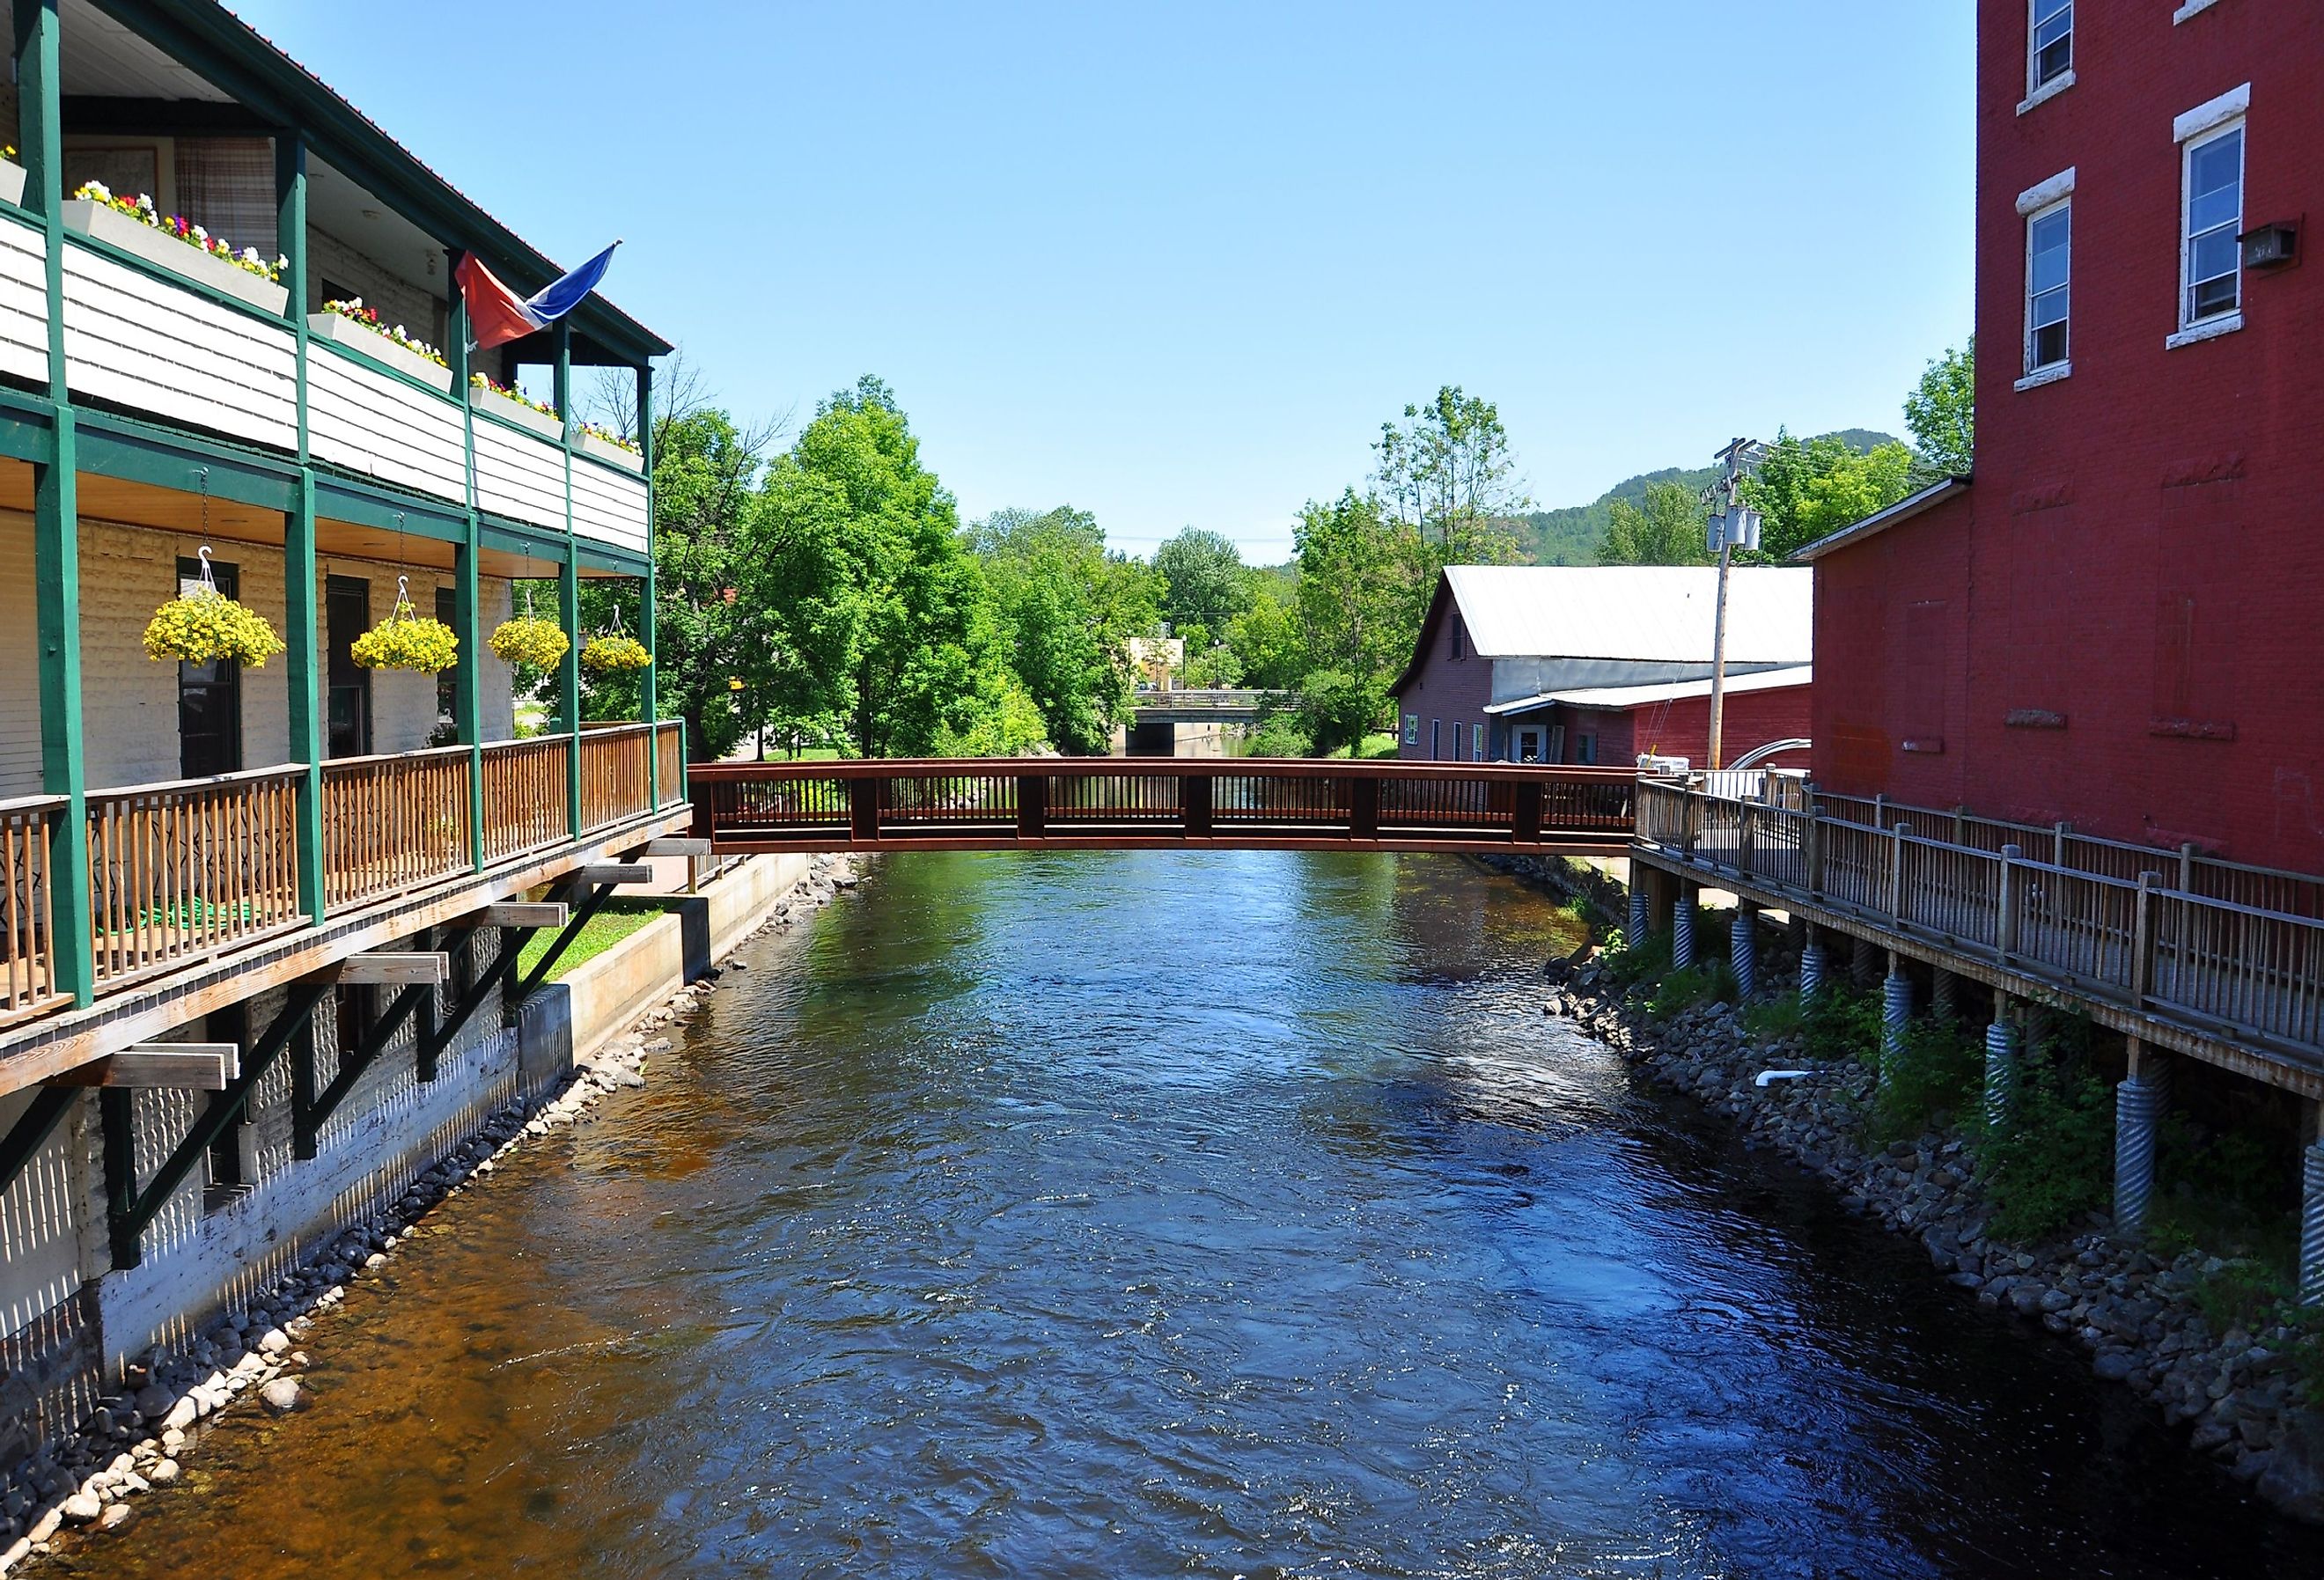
[53,851,2324,1580]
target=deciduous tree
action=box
[1905,339,1975,479]
[1599,481,1711,566]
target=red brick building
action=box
[1805,0,2324,872]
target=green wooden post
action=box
[636,362,660,806]
[555,325,582,834]
[277,131,326,922]
[559,553,582,838]
[446,272,484,867]
[20,0,90,1003]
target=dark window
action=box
[327,575,372,758]
[2031,0,2070,88]
[1576,733,1598,765]
[435,585,460,734]
[177,555,244,778]
[1450,623,1464,660]
[1430,719,1441,760]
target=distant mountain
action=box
[1508,430,1901,565]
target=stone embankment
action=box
[1541,943,2324,1525]
[0,855,856,1572]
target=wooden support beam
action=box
[474,902,568,929]
[640,838,710,858]
[0,1088,74,1199]
[295,982,430,1160]
[577,863,653,886]
[516,878,620,1002]
[308,952,452,986]
[107,982,327,1269]
[48,1047,236,1090]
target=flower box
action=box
[307,312,452,393]
[471,381,563,442]
[577,430,643,472]
[0,159,24,209]
[60,198,288,316]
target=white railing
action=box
[307,342,467,500]
[0,213,48,386]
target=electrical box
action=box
[2242,222,2298,269]
[1706,507,1762,554]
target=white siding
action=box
[308,346,467,503]
[0,211,48,386]
[471,415,564,532]
[61,240,297,452]
[0,520,38,797]
[571,452,649,555]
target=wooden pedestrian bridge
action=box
[688,759,1636,856]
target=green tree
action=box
[743,377,1039,757]
[1287,489,1430,750]
[1600,481,1711,566]
[1739,430,1916,561]
[1222,575,1305,690]
[969,504,1158,754]
[1905,338,1975,479]
[1152,527,1250,634]
[574,408,769,757]
[1372,386,1528,564]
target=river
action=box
[55,852,2318,1578]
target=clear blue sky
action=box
[231,2,1973,562]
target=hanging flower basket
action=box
[581,634,651,673]
[143,549,284,665]
[353,584,460,674]
[143,590,284,666]
[489,615,570,671]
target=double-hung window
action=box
[2030,0,2071,90]
[2181,121,2244,327]
[2026,201,2070,372]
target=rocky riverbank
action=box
[1539,928,2324,1525]
[0,854,856,1573]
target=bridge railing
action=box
[689,758,1637,852]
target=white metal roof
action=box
[1482,664,1813,716]
[1443,565,1813,664]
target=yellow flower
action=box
[581,635,651,673]
[352,601,460,673]
[143,593,285,666]
[488,616,570,672]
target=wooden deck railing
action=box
[0,796,64,1024]
[322,746,474,910]
[653,720,687,807]
[1637,777,2324,1068]
[579,723,656,833]
[85,768,305,988]
[690,759,1639,853]
[480,737,572,861]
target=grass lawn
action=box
[514,899,670,983]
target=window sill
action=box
[2173,0,2223,21]
[2015,363,2071,391]
[2166,312,2242,349]
[2018,70,2075,116]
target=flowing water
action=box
[56,852,2320,1578]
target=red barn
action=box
[1393,566,1813,766]
[1806,1,2324,872]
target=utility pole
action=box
[1702,437,1767,771]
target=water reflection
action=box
[55,851,2316,1579]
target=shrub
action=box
[1739,992,1807,1040]
[1799,986,1882,1067]
[1600,923,1672,988]
[1868,1015,1982,1144]
[1975,1019,2114,1243]
[1646,960,1739,1020]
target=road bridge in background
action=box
[690,759,1635,856]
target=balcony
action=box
[0,722,689,1041]
[1635,776,2324,1083]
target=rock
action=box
[96,1503,132,1532]
[257,1328,290,1356]
[26,1510,58,1545]
[58,1495,99,1525]
[2092,1351,2135,1382]
[130,1385,172,1422]
[2258,1409,2324,1523]
[148,1461,179,1487]
[259,1378,301,1415]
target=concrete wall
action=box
[0,513,518,797]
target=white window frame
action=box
[1470,723,1483,762]
[2177,115,2245,334]
[1402,712,1418,746]
[2019,0,2073,112]
[2022,197,2071,378]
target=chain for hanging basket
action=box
[352,575,460,673]
[143,542,286,666]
